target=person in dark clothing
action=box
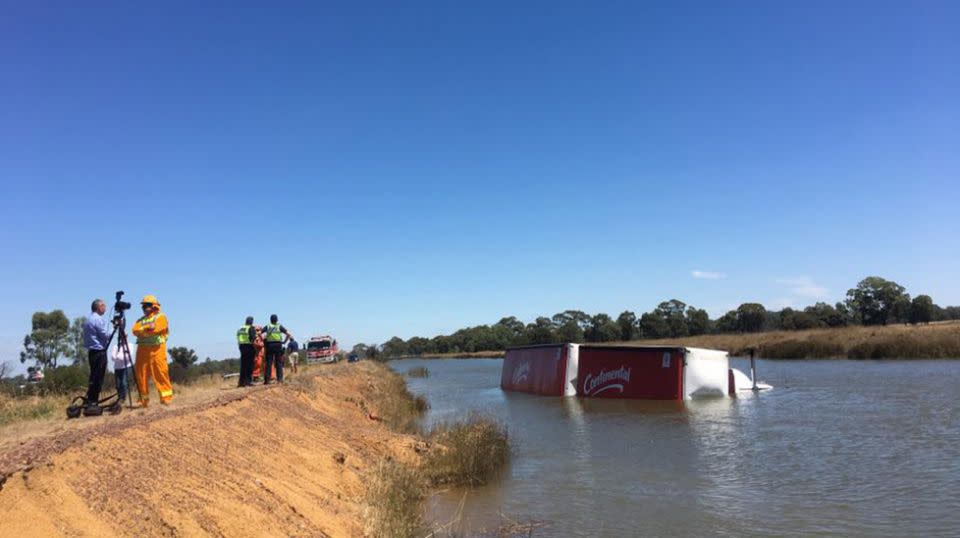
[261,314,292,384]
[236,316,257,387]
[82,299,112,409]
[286,337,300,374]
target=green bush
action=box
[37,364,89,395]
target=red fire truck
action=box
[306,336,339,364]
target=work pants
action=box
[238,344,255,386]
[135,344,173,405]
[86,349,108,404]
[264,344,284,383]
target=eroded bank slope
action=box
[0,362,422,538]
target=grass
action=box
[370,368,430,433]
[364,459,425,538]
[0,393,71,427]
[425,415,509,487]
[406,366,430,378]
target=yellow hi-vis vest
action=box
[237,324,252,345]
[136,314,166,346]
[265,323,283,343]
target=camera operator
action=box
[81,299,111,411]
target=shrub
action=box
[37,364,89,395]
[426,414,509,487]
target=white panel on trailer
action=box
[564,343,580,396]
[683,347,730,399]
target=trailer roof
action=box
[505,343,728,355]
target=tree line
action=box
[356,276,960,359]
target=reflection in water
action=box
[400,358,960,537]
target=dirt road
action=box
[0,362,422,537]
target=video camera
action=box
[112,290,131,325]
[114,290,131,312]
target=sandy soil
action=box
[0,362,422,537]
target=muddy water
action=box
[391,358,960,537]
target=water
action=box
[391,358,960,537]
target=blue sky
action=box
[1,1,958,371]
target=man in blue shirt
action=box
[82,298,113,407]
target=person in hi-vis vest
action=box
[132,295,173,406]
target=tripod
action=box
[107,310,142,408]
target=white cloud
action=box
[776,277,829,299]
[691,270,726,280]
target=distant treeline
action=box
[356,276,960,359]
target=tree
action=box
[586,314,620,342]
[685,308,710,336]
[715,311,739,333]
[638,312,668,339]
[891,294,912,325]
[524,317,555,345]
[804,302,846,328]
[381,337,408,358]
[20,310,71,369]
[910,295,934,325]
[168,347,198,368]
[551,310,592,332]
[556,320,584,343]
[616,311,637,341]
[495,316,526,343]
[780,308,816,330]
[654,300,688,338]
[736,303,767,333]
[69,316,87,366]
[405,336,430,356]
[846,276,907,326]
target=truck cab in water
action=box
[306,336,339,364]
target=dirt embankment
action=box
[0,362,424,538]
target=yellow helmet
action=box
[141,294,160,306]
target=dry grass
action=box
[425,415,510,487]
[372,371,430,433]
[0,394,71,427]
[364,458,426,538]
[618,320,960,359]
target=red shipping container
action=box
[500,345,570,396]
[575,346,684,400]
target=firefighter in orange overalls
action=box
[132,295,173,406]
[250,325,278,383]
